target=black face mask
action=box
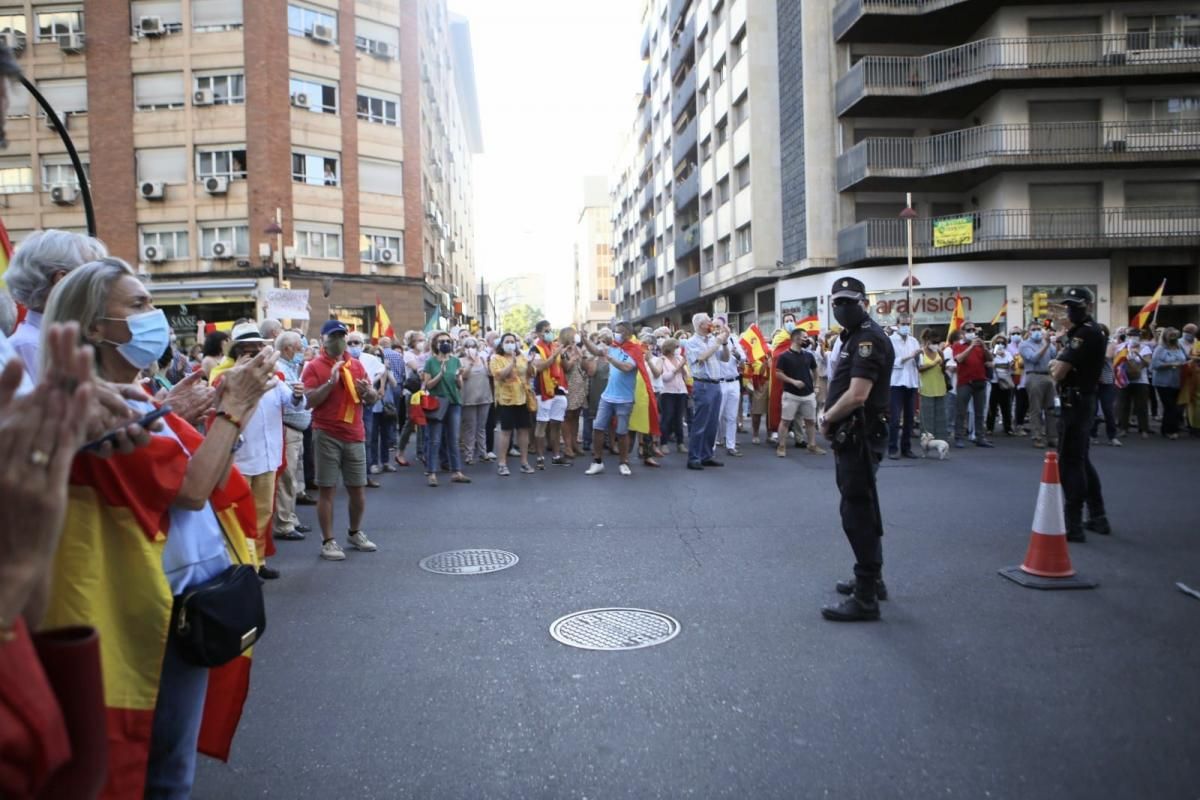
[833,301,867,329]
[1067,305,1088,325]
[438,341,453,354]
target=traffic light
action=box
[469,319,480,335]
[1031,292,1048,322]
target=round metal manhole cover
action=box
[549,608,681,651]
[419,549,519,575]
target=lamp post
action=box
[899,193,919,312]
[264,209,284,287]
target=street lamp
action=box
[899,193,919,312]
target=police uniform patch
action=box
[1071,337,1083,350]
[857,342,873,358]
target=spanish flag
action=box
[0,216,12,281]
[621,339,660,437]
[43,412,258,798]
[989,300,1007,327]
[948,290,965,337]
[372,297,394,343]
[766,328,793,432]
[738,323,768,362]
[797,314,820,334]
[1130,279,1166,330]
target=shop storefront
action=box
[148,279,269,348]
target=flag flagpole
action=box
[1150,279,1166,328]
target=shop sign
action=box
[866,287,1005,327]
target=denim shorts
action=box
[593,399,634,436]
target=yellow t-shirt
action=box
[489,354,529,406]
[919,351,947,397]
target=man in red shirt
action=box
[951,321,995,448]
[302,320,380,561]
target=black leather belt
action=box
[695,377,739,383]
[1026,371,1049,375]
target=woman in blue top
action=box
[1151,328,1188,439]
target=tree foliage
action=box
[500,304,544,337]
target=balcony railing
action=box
[670,17,695,80]
[834,0,977,41]
[836,34,1200,116]
[640,220,656,249]
[640,182,654,212]
[675,273,701,305]
[639,297,658,320]
[672,117,697,166]
[675,222,700,261]
[671,66,696,123]
[838,206,1200,265]
[674,169,699,210]
[669,0,691,35]
[838,119,1200,190]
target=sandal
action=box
[395,454,409,467]
[642,458,661,468]
[426,474,438,487]
[497,465,511,476]
[451,472,472,484]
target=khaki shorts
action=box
[314,429,367,488]
[781,392,817,423]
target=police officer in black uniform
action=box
[1049,287,1110,542]
[817,277,895,622]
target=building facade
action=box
[777,0,1199,333]
[610,0,785,332]
[0,0,481,343]
[573,175,614,332]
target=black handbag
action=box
[171,529,266,667]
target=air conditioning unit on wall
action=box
[210,241,234,260]
[141,244,166,263]
[310,24,334,44]
[140,181,165,200]
[50,184,78,205]
[377,248,398,265]
[290,92,310,108]
[204,176,229,194]
[193,88,214,106]
[139,16,165,36]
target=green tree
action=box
[500,304,544,336]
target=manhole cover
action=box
[419,549,519,575]
[549,608,681,651]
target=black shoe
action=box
[1083,516,1111,535]
[975,439,995,448]
[294,523,312,533]
[901,451,920,459]
[835,577,889,601]
[821,595,880,622]
[701,458,724,467]
[687,461,705,470]
[296,493,317,506]
[258,565,281,580]
[1066,528,1087,543]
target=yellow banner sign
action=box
[933,216,974,248]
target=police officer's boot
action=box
[1065,508,1087,543]
[822,578,881,622]
[835,576,888,601]
[1084,514,1112,535]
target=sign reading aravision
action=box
[867,287,1006,327]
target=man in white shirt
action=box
[888,315,921,458]
[711,314,745,457]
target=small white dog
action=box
[920,431,950,460]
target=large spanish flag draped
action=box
[532,339,567,400]
[42,412,258,799]
[1130,279,1166,330]
[623,339,660,436]
[766,329,793,431]
[948,290,965,338]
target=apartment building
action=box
[573,175,614,332]
[773,1,1199,332]
[0,0,481,343]
[611,0,784,332]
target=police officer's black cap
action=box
[830,276,866,300]
[1059,287,1093,306]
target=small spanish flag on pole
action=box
[372,296,394,343]
[989,300,1007,327]
[948,290,965,337]
[1130,279,1166,330]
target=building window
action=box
[360,232,403,262]
[139,229,189,260]
[41,160,88,190]
[732,92,749,128]
[700,136,712,163]
[292,151,339,186]
[1127,96,1200,132]
[717,177,730,205]
[131,1,183,35]
[191,0,242,31]
[355,17,399,55]
[713,56,726,90]
[698,81,709,111]
[35,9,83,44]
[287,3,336,37]
[715,116,729,145]
[356,92,399,125]
[731,26,746,65]
[295,228,342,259]
[1126,13,1199,50]
[196,148,247,180]
[0,161,32,194]
[289,77,338,114]
[200,224,249,257]
[0,12,27,49]
[717,236,731,264]
[711,0,724,32]
[133,73,186,111]
[701,245,714,270]
[136,146,188,183]
[195,72,245,105]
[736,224,752,256]
[37,78,88,117]
[735,158,750,190]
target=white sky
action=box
[450,0,644,321]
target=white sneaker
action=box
[618,463,632,476]
[1109,438,1122,447]
[368,464,382,475]
[585,461,605,475]
[347,531,377,552]
[321,539,346,561]
[486,451,497,461]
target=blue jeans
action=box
[687,381,721,463]
[370,405,394,466]
[888,386,916,454]
[593,399,633,436]
[144,635,209,799]
[425,403,462,473]
[363,407,378,467]
[581,406,594,450]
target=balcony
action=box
[675,273,701,305]
[641,103,652,136]
[675,222,700,261]
[838,119,1200,191]
[640,182,654,212]
[836,34,1200,117]
[640,220,656,250]
[669,0,691,35]
[670,18,695,80]
[674,169,699,211]
[671,67,696,124]
[641,26,650,60]
[639,297,658,320]
[672,117,697,166]
[832,0,1093,45]
[644,136,654,168]
[637,256,653,283]
[643,62,652,99]
[837,206,1200,266]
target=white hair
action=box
[6,230,110,311]
[275,330,302,350]
[0,290,16,336]
[259,318,283,339]
[692,312,711,330]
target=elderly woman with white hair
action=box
[4,229,109,379]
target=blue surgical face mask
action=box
[898,325,911,336]
[101,309,171,371]
[1031,331,1043,343]
[291,351,304,366]
[348,345,363,358]
[784,322,796,333]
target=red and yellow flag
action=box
[372,297,394,343]
[1130,279,1166,330]
[948,290,965,337]
[0,215,12,280]
[989,300,1007,327]
[797,314,820,334]
[739,323,768,363]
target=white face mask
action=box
[503,342,517,354]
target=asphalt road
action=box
[195,431,1200,799]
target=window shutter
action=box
[136,147,188,183]
[131,1,184,25]
[359,158,404,195]
[356,18,399,50]
[192,0,243,27]
[37,79,88,114]
[133,73,185,107]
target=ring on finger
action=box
[30,449,50,467]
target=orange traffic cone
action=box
[999,452,1096,590]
